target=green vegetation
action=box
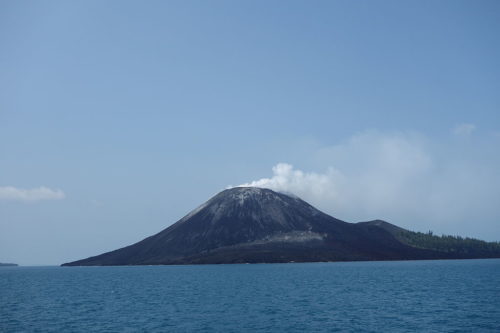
[398,230,500,255]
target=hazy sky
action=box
[1,1,499,265]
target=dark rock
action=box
[62,187,500,266]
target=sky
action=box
[1,0,499,265]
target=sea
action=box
[1,259,499,332]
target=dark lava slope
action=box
[62,187,500,266]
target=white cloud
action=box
[0,186,66,202]
[453,123,476,136]
[237,130,500,239]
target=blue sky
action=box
[1,1,499,265]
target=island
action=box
[0,263,18,267]
[63,187,500,266]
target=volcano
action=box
[62,187,500,266]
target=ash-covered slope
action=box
[62,187,500,266]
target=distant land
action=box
[0,263,18,267]
[63,187,500,266]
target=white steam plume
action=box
[237,129,500,240]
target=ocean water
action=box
[1,260,499,332]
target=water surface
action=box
[1,259,499,332]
